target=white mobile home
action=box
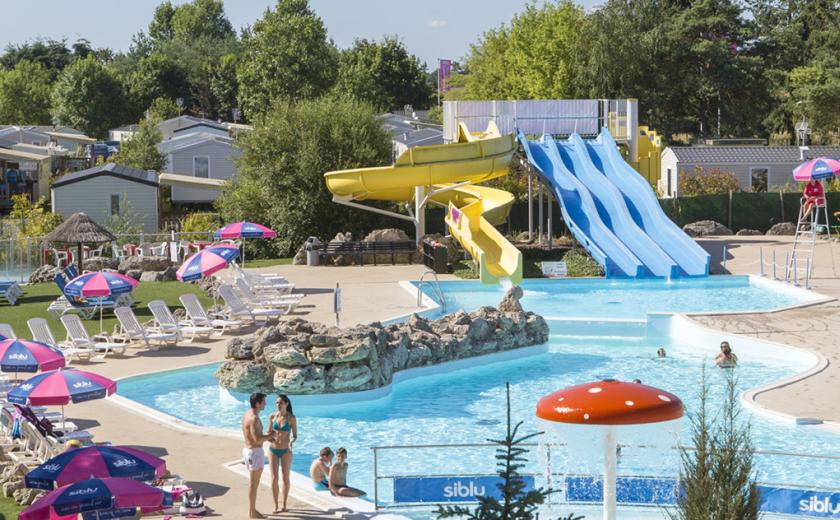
[660,145,840,197]
[51,163,159,233]
[159,132,240,204]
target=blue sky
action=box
[0,0,597,67]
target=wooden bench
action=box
[317,240,416,265]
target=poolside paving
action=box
[57,264,435,518]
[694,235,840,425]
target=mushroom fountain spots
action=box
[536,379,684,520]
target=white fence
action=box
[443,99,638,151]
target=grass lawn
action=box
[240,257,293,268]
[0,496,23,519]
[0,282,213,342]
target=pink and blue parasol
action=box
[8,368,117,406]
[19,477,173,520]
[214,221,276,239]
[793,157,840,181]
[26,445,167,491]
[176,244,239,282]
[63,272,138,298]
[0,339,65,374]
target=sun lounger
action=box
[27,318,90,361]
[236,267,295,294]
[114,307,179,349]
[0,323,17,340]
[233,278,302,313]
[48,266,134,320]
[218,284,284,324]
[147,300,214,343]
[179,293,243,336]
[0,281,22,306]
[60,315,126,358]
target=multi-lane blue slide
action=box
[518,129,710,278]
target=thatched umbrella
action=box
[44,213,116,274]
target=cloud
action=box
[428,19,448,29]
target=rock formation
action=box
[766,222,797,236]
[682,220,733,237]
[216,288,549,395]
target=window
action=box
[193,156,209,178]
[109,194,120,216]
[750,168,768,192]
[667,168,672,196]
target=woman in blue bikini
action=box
[268,394,297,513]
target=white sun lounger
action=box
[114,307,179,349]
[218,284,284,324]
[27,318,90,361]
[0,323,17,340]
[147,300,214,343]
[236,268,295,294]
[179,293,243,337]
[59,315,126,359]
[234,279,302,313]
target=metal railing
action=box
[417,270,446,312]
[370,441,840,512]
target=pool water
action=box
[423,276,815,319]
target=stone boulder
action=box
[419,233,460,261]
[83,256,119,272]
[263,344,310,368]
[215,360,272,393]
[325,232,354,266]
[364,228,410,242]
[736,229,762,236]
[118,256,173,274]
[138,266,178,282]
[682,220,733,237]
[273,365,325,393]
[327,363,373,391]
[766,222,797,235]
[498,286,524,313]
[28,264,61,284]
[199,276,221,298]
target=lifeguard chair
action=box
[789,158,837,283]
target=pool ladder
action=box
[417,270,446,312]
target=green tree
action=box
[170,0,234,42]
[0,60,52,124]
[209,53,240,122]
[148,2,177,43]
[9,195,62,238]
[670,367,759,520]
[148,97,181,121]
[461,1,588,100]
[51,55,128,138]
[123,52,189,119]
[0,38,108,81]
[114,117,166,172]
[215,96,391,255]
[334,36,431,111]
[237,0,337,116]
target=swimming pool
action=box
[118,276,837,515]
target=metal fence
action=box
[442,99,637,144]
[0,231,217,282]
[370,441,840,515]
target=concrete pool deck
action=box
[693,235,840,426]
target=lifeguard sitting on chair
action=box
[801,179,825,224]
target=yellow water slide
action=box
[324,122,523,284]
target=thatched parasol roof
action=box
[44,212,116,245]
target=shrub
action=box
[679,166,740,196]
[105,200,143,244]
[9,195,61,238]
[179,212,220,236]
[562,249,604,277]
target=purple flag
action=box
[438,59,452,93]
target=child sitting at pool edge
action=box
[329,447,366,497]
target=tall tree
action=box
[51,55,127,138]
[0,60,52,124]
[215,95,391,256]
[237,0,337,116]
[334,36,431,111]
[0,38,108,81]
[114,117,167,172]
[123,52,189,121]
[170,0,235,42]
[209,53,241,122]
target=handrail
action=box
[417,270,446,313]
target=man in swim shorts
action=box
[310,447,333,491]
[242,392,275,519]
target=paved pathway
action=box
[694,235,840,424]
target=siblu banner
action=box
[565,476,840,518]
[438,59,452,93]
[394,476,535,503]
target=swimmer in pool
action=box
[657,348,666,358]
[329,447,366,497]
[267,395,297,513]
[715,341,738,368]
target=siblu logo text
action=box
[799,495,840,515]
[443,481,486,498]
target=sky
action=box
[0,0,596,66]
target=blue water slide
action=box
[517,131,644,277]
[558,134,679,278]
[585,129,710,276]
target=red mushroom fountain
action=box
[536,379,684,520]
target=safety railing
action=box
[417,270,446,313]
[370,441,840,514]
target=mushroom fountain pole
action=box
[536,379,684,520]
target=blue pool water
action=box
[118,276,837,512]
[422,276,815,319]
